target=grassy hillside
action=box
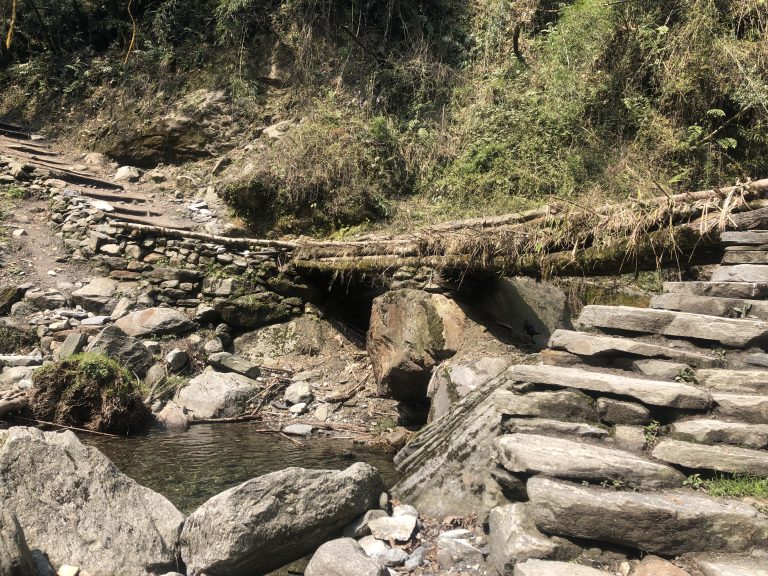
[1,0,766,236]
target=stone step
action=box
[507,364,710,409]
[548,329,719,368]
[493,389,597,421]
[501,418,608,438]
[527,477,768,555]
[721,231,768,246]
[690,554,768,576]
[651,439,768,476]
[712,265,768,283]
[576,305,768,348]
[722,251,768,265]
[664,281,768,299]
[495,433,684,488]
[696,369,768,393]
[513,560,611,576]
[671,419,768,449]
[713,393,768,423]
[650,293,768,321]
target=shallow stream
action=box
[81,423,399,513]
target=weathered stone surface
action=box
[284,381,313,405]
[344,510,388,538]
[305,538,387,576]
[508,364,711,409]
[85,325,154,377]
[652,439,768,476]
[175,368,261,419]
[664,281,768,299]
[630,556,690,576]
[722,251,768,265]
[630,359,690,380]
[180,463,384,576]
[502,418,608,438]
[487,503,557,576]
[697,370,768,393]
[368,514,417,542]
[0,510,35,576]
[0,428,184,576]
[577,305,768,348]
[155,401,189,431]
[71,278,118,314]
[514,559,609,576]
[714,393,768,423]
[0,285,24,316]
[496,434,684,488]
[671,419,768,449]
[596,397,650,425]
[428,357,511,422]
[712,265,768,283]
[368,289,465,402]
[691,555,768,576]
[478,277,572,349]
[548,329,718,367]
[610,425,647,452]
[115,308,194,337]
[493,389,597,421]
[527,477,768,555]
[651,293,768,321]
[722,231,768,246]
[215,292,296,329]
[206,352,260,379]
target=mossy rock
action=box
[0,322,36,354]
[215,292,298,329]
[30,353,151,435]
[0,285,23,316]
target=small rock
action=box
[368,515,417,542]
[282,424,314,436]
[630,555,690,576]
[143,341,162,355]
[285,381,313,405]
[165,349,189,372]
[57,566,80,576]
[392,504,419,518]
[305,538,387,576]
[344,509,388,538]
[377,548,408,567]
[114,166,141,182]
[359,535,389,557]
[12,228,26,237]
[289,403,308,414]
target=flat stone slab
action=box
[712,265,768,283]
[527,477,768,555]
[664,281,768,299]
[206,352,261,379]
[502,418,608,438]
[115,307,195,337]
[697,370,768,393]
[652,439,768,476]
[548,329,718,368]
[507,365,711,409]
[651,293,768,321]
[722,251,768,265]
[493,389,597,421]
[721,231,768,246]
[577,305,768,348]
[714,393,768,423]
[671,419,768,449]
[513,560,610,576]
[496,434,684,488]
[691,554,768,576]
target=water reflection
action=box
[81,423,399,513]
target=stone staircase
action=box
[394,230,768,574]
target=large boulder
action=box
[115,308,195,338]
[86,325,154,377]
[180,463,384,576]
[477,277,572,349]
[175,368,262,420]
[305,538,388,576]
[0,428,185,575]
[368,290,465,403]
[0,510,35,576]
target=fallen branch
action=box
[14,416,123,438]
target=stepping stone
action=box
[493,389,597,421]
[502,418,608,438]
[576,305,768,348]
[507,365,711,409]
[651,293,768,321]
[527,477,768,555]
[721,231,768,246]
[722,251,768,265]
[671,419,768,449]
[697,370,768,393]
[714,392,768,423]
[513,559,610,576]
[548,329,719,368]
[712,265,768,283]
[652,439,768,476]
[496,434,684,488]
[665,281,768,299]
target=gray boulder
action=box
[527,477,768,555]
[514,559,610,576]
[71,278,118,314]
[175,368,261,420]
[305,538,387,576]
[487,503,557,575]
[86,325,154,377]
[0,428,184,576]
[115,308,194,337]
[0,510,35,576]
[181,463,384,576]
[428,358,512,421]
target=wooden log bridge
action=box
[112,179,768,278]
